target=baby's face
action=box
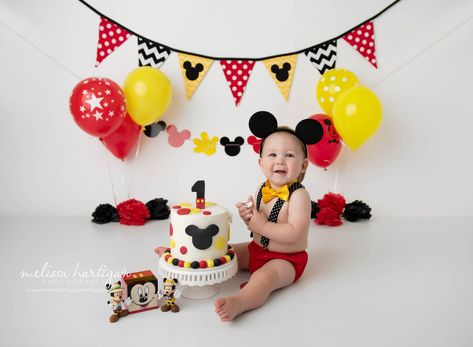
[259,132,308,188]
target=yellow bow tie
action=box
[262,183,289,203]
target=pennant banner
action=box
[304,40,337,75]
[80,0,399,104]
[262,55,298,101]
[220,60,255,106]
[137,37,171,68]
[95,17,132,67]
[178,53,213,100]
[343,21,377,68]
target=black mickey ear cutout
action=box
[295,119,324,145]
[208,224,219,237]
[249,111,278,138]
[220,137,230,146]
[144,121,166,138]
[235,136,244,145]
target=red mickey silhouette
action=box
[167,125,191,148]
[247,135,262,154]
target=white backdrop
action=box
[0,0,472,217]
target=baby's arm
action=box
[248,189,311,244]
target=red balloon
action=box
[69,77,126,137]
[307,114,342,169]
[101,114,141,160]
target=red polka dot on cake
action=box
[169,224,173,236]
[177,208,191,215]
[180,246,187,255]
[203,210,212,215]
[172,205,181,209]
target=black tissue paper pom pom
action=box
[92,203,119,224]
[342,200,372,222]
[311,200,320,219]
[146,198,170,220]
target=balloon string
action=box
[126,131,143,200]
[103,144,119,206]
[332,146,353,195]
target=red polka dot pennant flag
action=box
[220,60,255,106]
[95,17,132,67]
[343,21,377,68]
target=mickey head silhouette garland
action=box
[139,111,325,158]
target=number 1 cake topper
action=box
[192,180,205,209]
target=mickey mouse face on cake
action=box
[185,224,219,250]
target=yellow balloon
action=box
[316,68,360,115]
[332,86,382,151]
[123,67,173,126]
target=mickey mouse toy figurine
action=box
[106,281,129,323]
[159,278,180,313]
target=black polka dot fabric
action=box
[255,181,304,249]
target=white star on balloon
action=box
[92,110,103,121]
[85,93,103,112]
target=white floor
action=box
[0,216,472,347]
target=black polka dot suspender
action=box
[252,181,303,249]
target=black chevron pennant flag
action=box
[137,37,171,68]
[304,40,337,75]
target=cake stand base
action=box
[158,255,238,300]
[181,285,218,299]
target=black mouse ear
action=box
[235,136,245,145]
[196,63,204,72]
[207,224,219,237]
[183,61,191,69]
[185,225,198,237]
[295,119,324,145]
[220,137,230,146]
[249,111,278,138]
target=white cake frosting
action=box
[169,202,232,264]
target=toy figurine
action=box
[159,278,180,313]
[106,281,129,323]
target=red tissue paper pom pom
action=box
[116,199,150,226]
[317,192,346,215]
[315,207,343,226]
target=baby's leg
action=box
[215,258,295,321]
[230,242,249,270]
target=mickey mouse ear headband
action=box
[249,111,323,145]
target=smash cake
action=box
[163,181,235,269]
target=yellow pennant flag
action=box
[262,55,298,101]
[178,53,213,100]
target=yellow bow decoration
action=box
[262,182,290,203]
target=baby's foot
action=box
[154,246,167,257]
[214,296,244,322]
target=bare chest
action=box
[258,199,289,223]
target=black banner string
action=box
[78,0,402,61]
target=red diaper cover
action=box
[248,241,308,282]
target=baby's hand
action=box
[235,196,254,226]
[248,206,267,234]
